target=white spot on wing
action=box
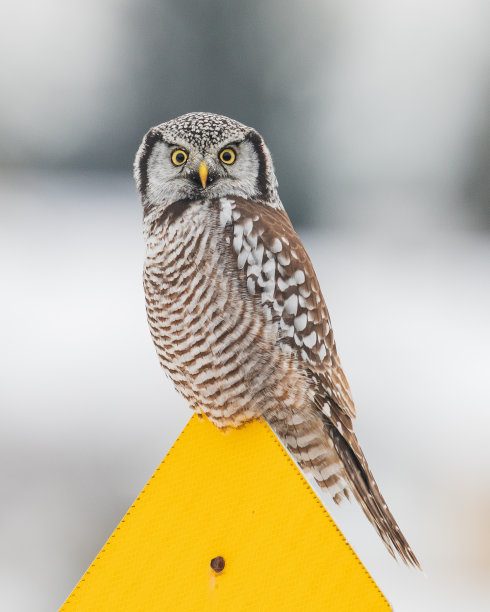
[284,294,298,315]
[277,277,288,292]
[233,235,242,253]
[246,233,258,249]
[303,330,317,348]
[247,264,261,277]
[243,218,253,236]
[237,249,248,269]
[262,279,275,298]
[294,270,305,284]
[262,258,275,278]
[251,243,264,264]
[294,313,307,331]
[277,252,290,266]
[270,238,282,253]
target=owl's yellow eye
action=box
[219,148,236,165]
[171,149,188,166]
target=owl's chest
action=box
[143,202,230,332]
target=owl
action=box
[134,112,419,568]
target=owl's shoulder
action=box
[217,196,291,233]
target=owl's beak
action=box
[199,160,208,188]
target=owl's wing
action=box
[223,197,356,424]
[221,198,421,569]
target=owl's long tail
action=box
[265,405,421,569]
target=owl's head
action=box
[134,112,280,210]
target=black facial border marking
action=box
[138,129,164,198]
[244,130,268,198]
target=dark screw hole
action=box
[210,556,225,573]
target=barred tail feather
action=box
[265,407,420,569]
[325,420,421,569]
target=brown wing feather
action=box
[227,197,355,420]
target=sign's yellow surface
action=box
[61,415,390,610]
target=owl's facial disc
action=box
[135,113,281,211]
[143,137,261,204]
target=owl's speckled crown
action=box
[153,112,250,150]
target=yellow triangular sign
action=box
[61,415,390,611]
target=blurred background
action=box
[1,1,489,610]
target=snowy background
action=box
[1,1,489,610]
